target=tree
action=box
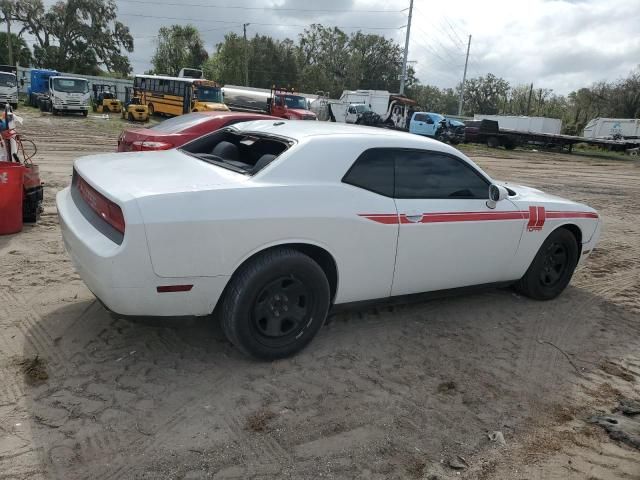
[151,24,208,76]
[406,84,459,114]
[203,32,245,85]
[0,31,31,65]
[12,0,133,75]
[462,73,510,115]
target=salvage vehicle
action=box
[117,111,277,151]
[26,68,58,107]
[57,121,601,360]
[311,89,416,129]
[409,112,465,144]
[0,65,18,109]
[39,76,90,116]
[121,87,149,122]
[91,84,122,113]
[223,85,317,120]
[134,74,229,117]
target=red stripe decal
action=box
[418,211,525,223]
[359,209,597,226]
[527,206,537,230]
[546,211,599,219]
[358,214,400,224]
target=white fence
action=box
[16,66,134,102]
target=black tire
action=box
[82,110,88,117]
[514,228,579,300]
[51,107,58,116]
[487,136,500,148]
[220,248,330,360]
[128,112,134,121]
[148,103,154,116]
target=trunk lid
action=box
[74,149,248,203]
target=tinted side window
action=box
[395,150,488,199]
[414,113,427,122]
[343,149,394,197]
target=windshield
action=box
[354,104,371,113]
[53,78,89,93]
[196,86,223,103]
[282,95,307,109]
[0,73,16,88]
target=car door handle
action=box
[404,212,423,223]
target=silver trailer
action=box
[222,86,272,113]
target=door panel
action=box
[392,198,525,295]
[389,148,526,296]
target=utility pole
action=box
[399,0,413,95]
[457,34,471,116]
[526,82,533,115]
[1,4,13,66]
[243,23,250,87]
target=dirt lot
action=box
[1,109,639,479]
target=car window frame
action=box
[393,148,490,200]
[341,147,490,200]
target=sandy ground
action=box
[0,109,639,479]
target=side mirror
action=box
[487,184,508,209]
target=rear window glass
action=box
[180,129,291,175]
[149,112,210,133]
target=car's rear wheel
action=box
[220,248,330,360]
[515,228,579,300]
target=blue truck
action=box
[27,69,59,107]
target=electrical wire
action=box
[117,12,406,30]
[115,0,407,14]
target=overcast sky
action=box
[37,0,640,94]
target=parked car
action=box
[409,112,465,144]
[58,121,601,360]
[116,111,278,152]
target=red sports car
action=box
[117,111,278,152]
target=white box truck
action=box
[583,118,640,139]
[39,76,90,116]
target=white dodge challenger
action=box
[57,121,601,359]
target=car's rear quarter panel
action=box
[137,137,402,304]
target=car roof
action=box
[230,120,431,141]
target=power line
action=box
[118,12,405,30]
[115,0,407,14]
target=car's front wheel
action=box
[220,248,330,360]
[515,227,579,300]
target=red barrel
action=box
[0,161,25,235]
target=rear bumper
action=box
[56,187,228,317]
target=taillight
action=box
[76,174,126,234]
[131,140,173,151]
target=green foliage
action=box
[0,31,32,65]
[11,0,133,75]
[207,25,406,96]
[151,24,208,76]
[406,84,459,115]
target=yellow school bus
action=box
[133,74,229,117]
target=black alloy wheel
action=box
[515,227,579,300]
[252,276,312,339]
